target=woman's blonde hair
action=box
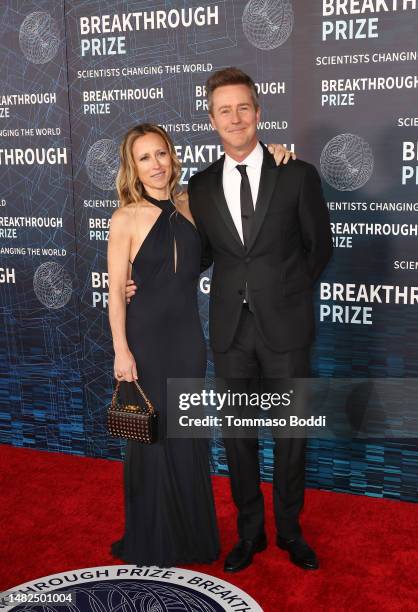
[116,123,181,207]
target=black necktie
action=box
[236,164,254,249]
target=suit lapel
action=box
[247,145,281,251]
[210,156,244,250]
[208,144,282,252]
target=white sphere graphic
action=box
[33,262,72,309]
[320,134,374,191]
[242,0,294,50]
[19,12,60,64]
[85,139,119,191]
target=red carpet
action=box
[1,444,418,611]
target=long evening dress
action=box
[110,193,219,567]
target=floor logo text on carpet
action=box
[1,565,263,611]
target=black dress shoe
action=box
[224,534,267,572]
[277,535,319,570]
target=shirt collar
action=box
[224,141,263,173]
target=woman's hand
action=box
[114,349,138,382]
[268,143,296,165]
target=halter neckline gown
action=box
[111,193,220,567]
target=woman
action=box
[108,123,294,567]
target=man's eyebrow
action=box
[217,103,250,110]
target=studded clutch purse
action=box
[107,380,158,443]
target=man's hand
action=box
[125,278,137,304]
[267,143,296,165]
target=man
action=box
[188,67,332,572]
[126,67,332,572]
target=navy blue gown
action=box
[111,194,219,567]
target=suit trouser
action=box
[213,305,310,541]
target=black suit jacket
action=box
[188,143,333,353]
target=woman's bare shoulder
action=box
[110,204,140,235]
[111,202,142,219]
[174,190,196,226]
[175,190,189,211]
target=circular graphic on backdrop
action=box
[85,139,120,190]
[320,133,374,191]
[1,565,263,611]
[19,12,60,64]
[242,0,294,50]
[33,262,72,309]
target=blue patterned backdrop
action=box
[0,0,417,502]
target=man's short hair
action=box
[206,67,259,115]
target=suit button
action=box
[245,257,251,263]
[238,289,244,296]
